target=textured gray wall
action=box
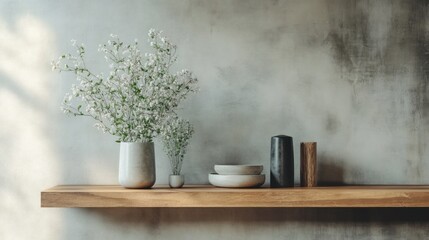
[1,0,429,239]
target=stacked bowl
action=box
[208,164,265,188]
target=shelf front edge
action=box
[41,185,429,208]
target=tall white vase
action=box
[119,142,156,189]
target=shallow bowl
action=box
[208,173,265,188]
[214,164,263,175]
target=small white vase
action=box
[119,142,156,189]
[169,175,184,188]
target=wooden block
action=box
[301,142,317,187]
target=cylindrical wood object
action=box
[300,142,317,187]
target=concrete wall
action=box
[1,0,429,239]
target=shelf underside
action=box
[41,185,429,208]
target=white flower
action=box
[161,115,194,175]
[148,29,155,37]
[52,29,198,143]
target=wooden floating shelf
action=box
[41,185,429,208]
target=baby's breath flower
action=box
[161,115,194,175]
[52,29,198,143]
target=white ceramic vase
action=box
[169,174,184,188]
[119,142,156,189]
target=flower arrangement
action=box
[51,29,198,142]
[161,115,194,175]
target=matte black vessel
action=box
[270,135,294,187]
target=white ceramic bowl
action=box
[208,173,265,188]
[214,164,263,175]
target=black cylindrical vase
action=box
[270,135,294,187]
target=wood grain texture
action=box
[300,142,317,187]
[41,185,429,208]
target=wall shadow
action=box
[81,207,429,224]
[317,154,345,186]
